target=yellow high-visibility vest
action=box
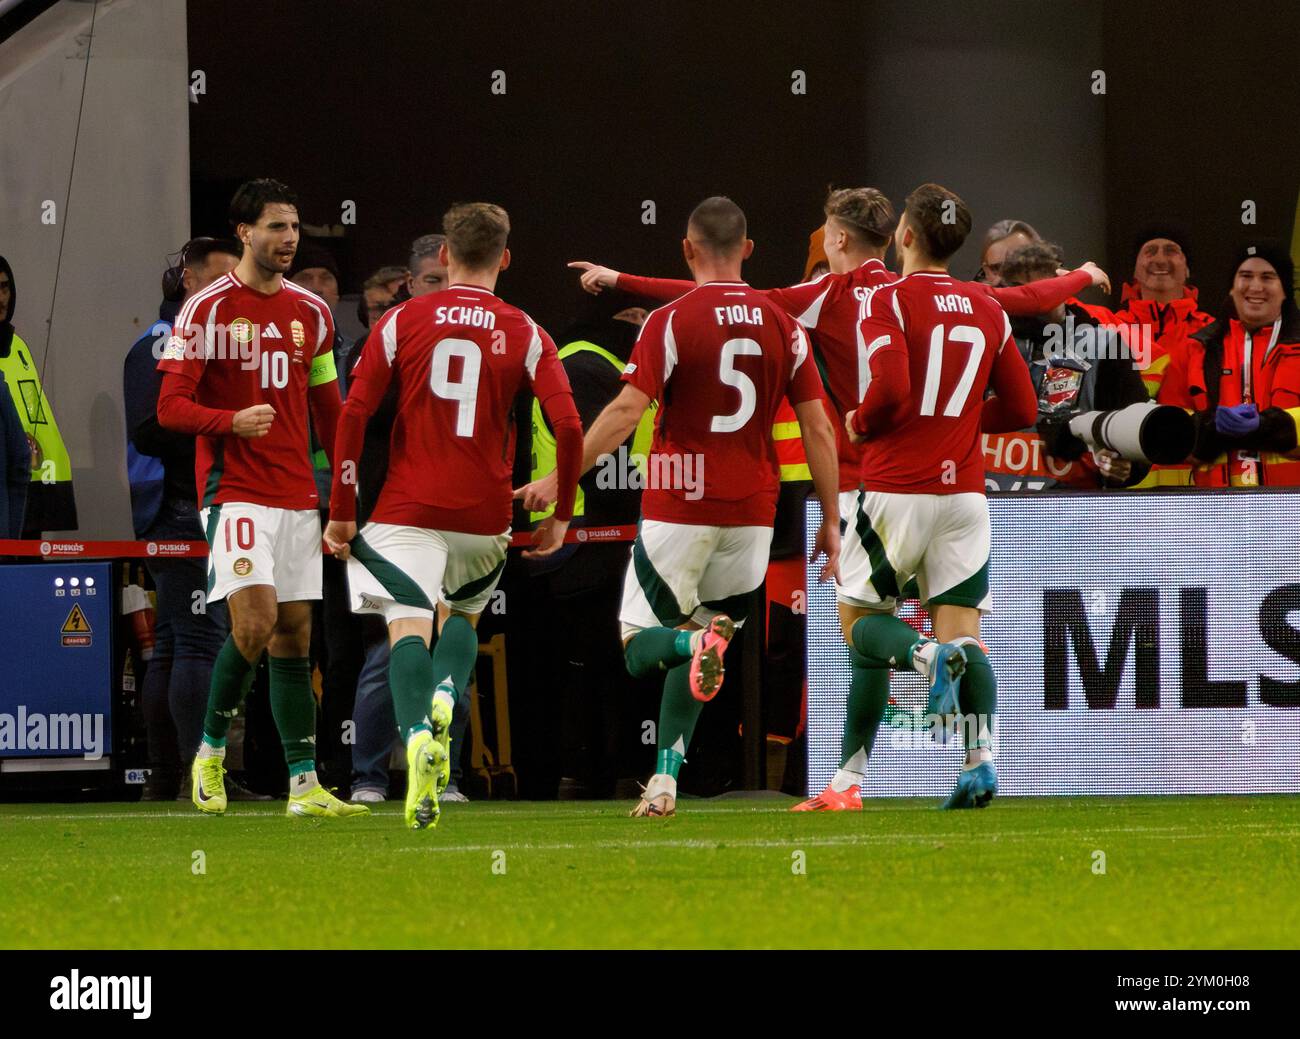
[529,340,655,523]
[0,331,72,485]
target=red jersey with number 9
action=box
[856,272,1025,495]
[332,284,573,534]
[621,281,826,526]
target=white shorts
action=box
[346,522,509,624]
[201,502,322,604]
[619,520,772,640]
[837,490,991,613]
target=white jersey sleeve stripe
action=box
[794,282,834,329]
[174,273,234,334]
[663,311,678,383]
[204,302,220,361]
[524,320,543,380]
[381,307,401,365]
[792,323,811,374]
[297,299,328,351]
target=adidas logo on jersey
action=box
[263,323,283,339]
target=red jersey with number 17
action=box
[332,284,575,534]
[853,272,1035,495]
[621,281,826,526]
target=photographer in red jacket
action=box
[1162,240,1300,487]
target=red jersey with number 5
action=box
[621,281,826,526]
[853,271,1035,495]
[331,284,574,534]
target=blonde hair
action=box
[443,202,511,268]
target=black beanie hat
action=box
[1131,222,1192,274]
[289,238,340,280]
[1229,239,1295,302]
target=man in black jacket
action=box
[123,238,272,800]
[523,289,655,798]
[994,242,1151,490]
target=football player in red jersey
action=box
[568,190,1102,812]
[158,178,366,818]
[571,188,897,494]
[519,197,842,817]
[324,203,583,830]
[840,183,1037,809]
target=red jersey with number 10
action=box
[333,284,574,534]
[854,272,1034,495]
[621,281,826,526]
[157,272,337,510]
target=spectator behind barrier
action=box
[0,260,30,535]
[123,237,270,801]
[975,219,1040,286]
[0,370,29,539]
[0,254,78,535]
[1114,225,1214,403]
[407,234,449,297]
[355,265,409,331]
[290,238,365,794]
[528,288,652,798]
[994,242,1150,489]
[1164,240,1300,487]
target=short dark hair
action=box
[161,237,242,301]
[903,183,972,262]
[228,178,299,230]
[824,187,895,248]
[999,241,1065,285]
[688,196,747,255]
[409,233,448,272]
[363,266,409,291]
[443,203,510,269]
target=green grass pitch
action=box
[2,795,1297,949]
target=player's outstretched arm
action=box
[989,263,1109,318]
[568,261,622,295]
[569,261,692,303]
[792,397,842,583]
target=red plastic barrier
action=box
[0,524,638,560]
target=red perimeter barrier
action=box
[0,525,638,560]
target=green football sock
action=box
[430,615,479,705]
[850,613,923,670]
[957,642,996,753]
[625,627,695,678]
[389,635,434,741]
[841,649,890,768]
[268,656,317,772]
[655,662,701,780]
[201,635,257,746]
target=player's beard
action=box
[258,245,295,279]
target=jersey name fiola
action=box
[622,281,825,526]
